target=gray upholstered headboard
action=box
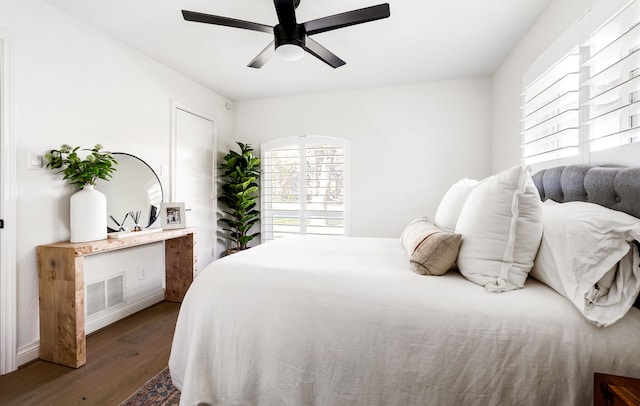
[532,165,640,219]
[531,164,640,309]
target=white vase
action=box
[70,185,107,243]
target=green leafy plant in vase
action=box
[45,144,118,242]
[218,142,261,255]
[45,144,118,188]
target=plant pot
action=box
[222,248,247,257]
[70,185,107,242]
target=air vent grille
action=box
[86,281,106,316]
[86,273,125,316]
[107,275,124,307]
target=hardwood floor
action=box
[0,301,180,406]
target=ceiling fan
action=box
[181,0,390,69]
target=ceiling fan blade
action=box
[248,42,276,69]
[182,10,273,33]
[304,3,390,35]
[303,38,346,68]
[273,0,298,30]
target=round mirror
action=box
[95,153,163,231]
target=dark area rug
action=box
[120,367,180,406]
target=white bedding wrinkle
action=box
[169,236,640,406]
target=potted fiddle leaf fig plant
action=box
[45,144,118,243]
[218,142,261,255]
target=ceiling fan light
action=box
[276,44,305,61]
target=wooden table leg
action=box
[37,246,86,368]
[165,232,196,302]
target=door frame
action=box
[0,28,17,375]
[169,99,217,261]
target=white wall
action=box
[0,0,233,365]
[233,77,493,239]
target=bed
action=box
[169,165,640,406]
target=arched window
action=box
[261,136,350,241]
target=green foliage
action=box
[45,144,118,189]
[218,142,261,250]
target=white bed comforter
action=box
[169,236,640,406]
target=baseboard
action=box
[86,291,165,334]
[17,340,40,367]
[17,291,166,367]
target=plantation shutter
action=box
[261,136,349,241]
[521,47,581,165]
[521,0,640,165]
[583,0,640,151]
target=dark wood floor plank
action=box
[0,301,180,406]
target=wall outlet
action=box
[138,268,147,280]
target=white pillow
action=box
[531,200,640,327]
[434,178,478,232]
[455,165,543,292]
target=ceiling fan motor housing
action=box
[274,24,306,49]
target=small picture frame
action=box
[160,202,186,230]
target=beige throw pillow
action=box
[401,216,462,276]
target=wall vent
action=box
[86,281,106,316]
[86,274,125,316]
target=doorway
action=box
[171,102,216,271]
[0,29,17,375]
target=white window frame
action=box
[260,135,350,241]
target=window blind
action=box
[583,0,640,151]
[261,136,349,241]
[521,48,580,165]
[521,0,639,164]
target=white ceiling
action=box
[44,0,552,101]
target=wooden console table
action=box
[37,228,196,368]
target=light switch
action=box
[27,152,43,169]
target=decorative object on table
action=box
[129,210,143,231]
[109,213,130,232]
[108,210,149,234]
[218,142,261,256]
[45,144,118,243]
[160,202,186,230]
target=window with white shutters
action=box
[522,48,580,165]
[583,0,640,151]
[521,0,639,164]
[261,136,349,241]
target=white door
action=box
[0,35,4,375]
[173,106,216,271]
[0,30,17,375]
